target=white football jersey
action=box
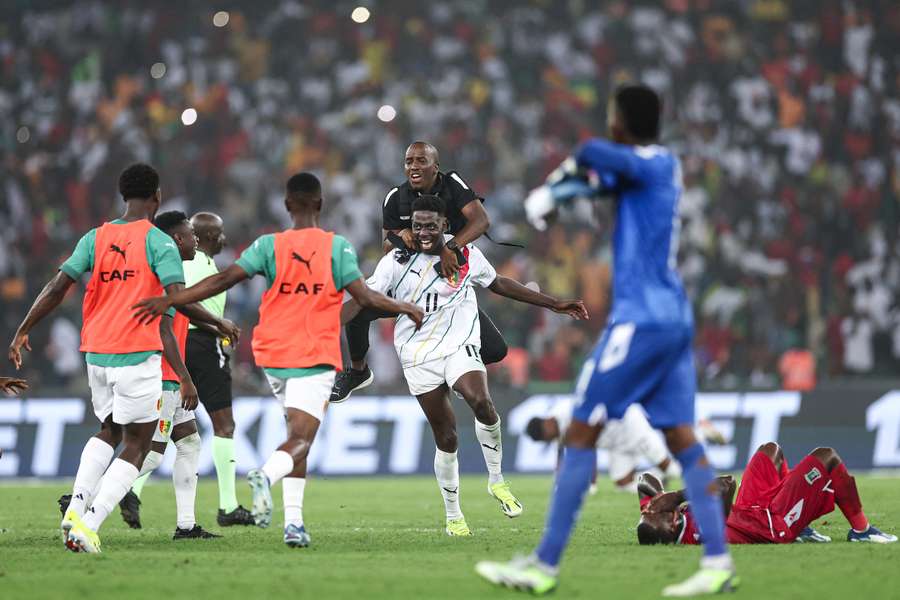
[367,238,497,368]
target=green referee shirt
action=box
[235,231,362,378]
[183,249,225,329]
[61,219,185,367]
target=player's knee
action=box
[469,394,496,423]
[757,442,782,463]
[434,429,458,453]
[213,420,235,438]
[811,447,841,471]
[98,420,123,446]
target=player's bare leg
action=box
[806,447,897,544]
[417,384,470,536]
[661,425,736,597]
[453,370,522,518]
[248,408,320,533]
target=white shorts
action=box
[598,404,669,480]
[403,346,486,397]
[152,388,195,443]
[265,370,335,422]
[87,354,163,425]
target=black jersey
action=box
[382,171,477,235]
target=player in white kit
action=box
[344,194,588,536]
[527,401,681,492]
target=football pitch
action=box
[1,475,898,599]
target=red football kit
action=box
[674,451,836,545]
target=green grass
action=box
[0,475,897,599]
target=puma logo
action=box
[481,443,499,452]
[410,268,421,276]
[291,250,316,273]
[109,242,130,262]
[442,487,458,494]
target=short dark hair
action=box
[153,210,189,236]
[119,163,160,200]
[614,84,661,140]
[636,521,663,545]
[411,194,445,216]
[525,417,545,442]
[286,172,322,198]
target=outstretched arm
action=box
[133,264,248,324]
[487,276,589,320]
[343,278,424,330]
[8,272,75,369]
[159,314,199,410]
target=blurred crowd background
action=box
[2,0,899,395]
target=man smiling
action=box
[343,194,588,536]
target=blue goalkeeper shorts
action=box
[572,322,696,430]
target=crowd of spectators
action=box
[2,0,898,394]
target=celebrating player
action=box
[476,84,734,596]
[637,442,898,546]
[119,211,223,538]
[8,164,229,553]
[131,173,424,548]
[526,402,683,493]
[182,212,255,527]
[331,141,507,402]
[344,194,588,535]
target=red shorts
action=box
[727,453,835,543]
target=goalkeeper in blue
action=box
[476,84,736,597]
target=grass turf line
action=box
[0,475,897,599]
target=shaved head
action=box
[191,212,226,256]
[407,141,439,163]
[405,142,440,191]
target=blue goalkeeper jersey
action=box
[575,139,692,327]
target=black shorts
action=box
[185,329,232,413]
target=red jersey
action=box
[679,451,836,545]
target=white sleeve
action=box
[466,245,497,288]
[366,254,396,295]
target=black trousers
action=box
[346,306,509,365]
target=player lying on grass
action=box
[343,194,588,536]
[527,401,727,493]
[132,173,423,548]
[637,442,897,545]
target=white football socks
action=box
[173,432,201,530]
[283,477,306,527]
[68,437,115,517]
[434,448,462,520]
[475,418,504,485]
[138,450,164,477]
[261,450,294,486]
[83,459,139,532]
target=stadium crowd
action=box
[2,0,899,393]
